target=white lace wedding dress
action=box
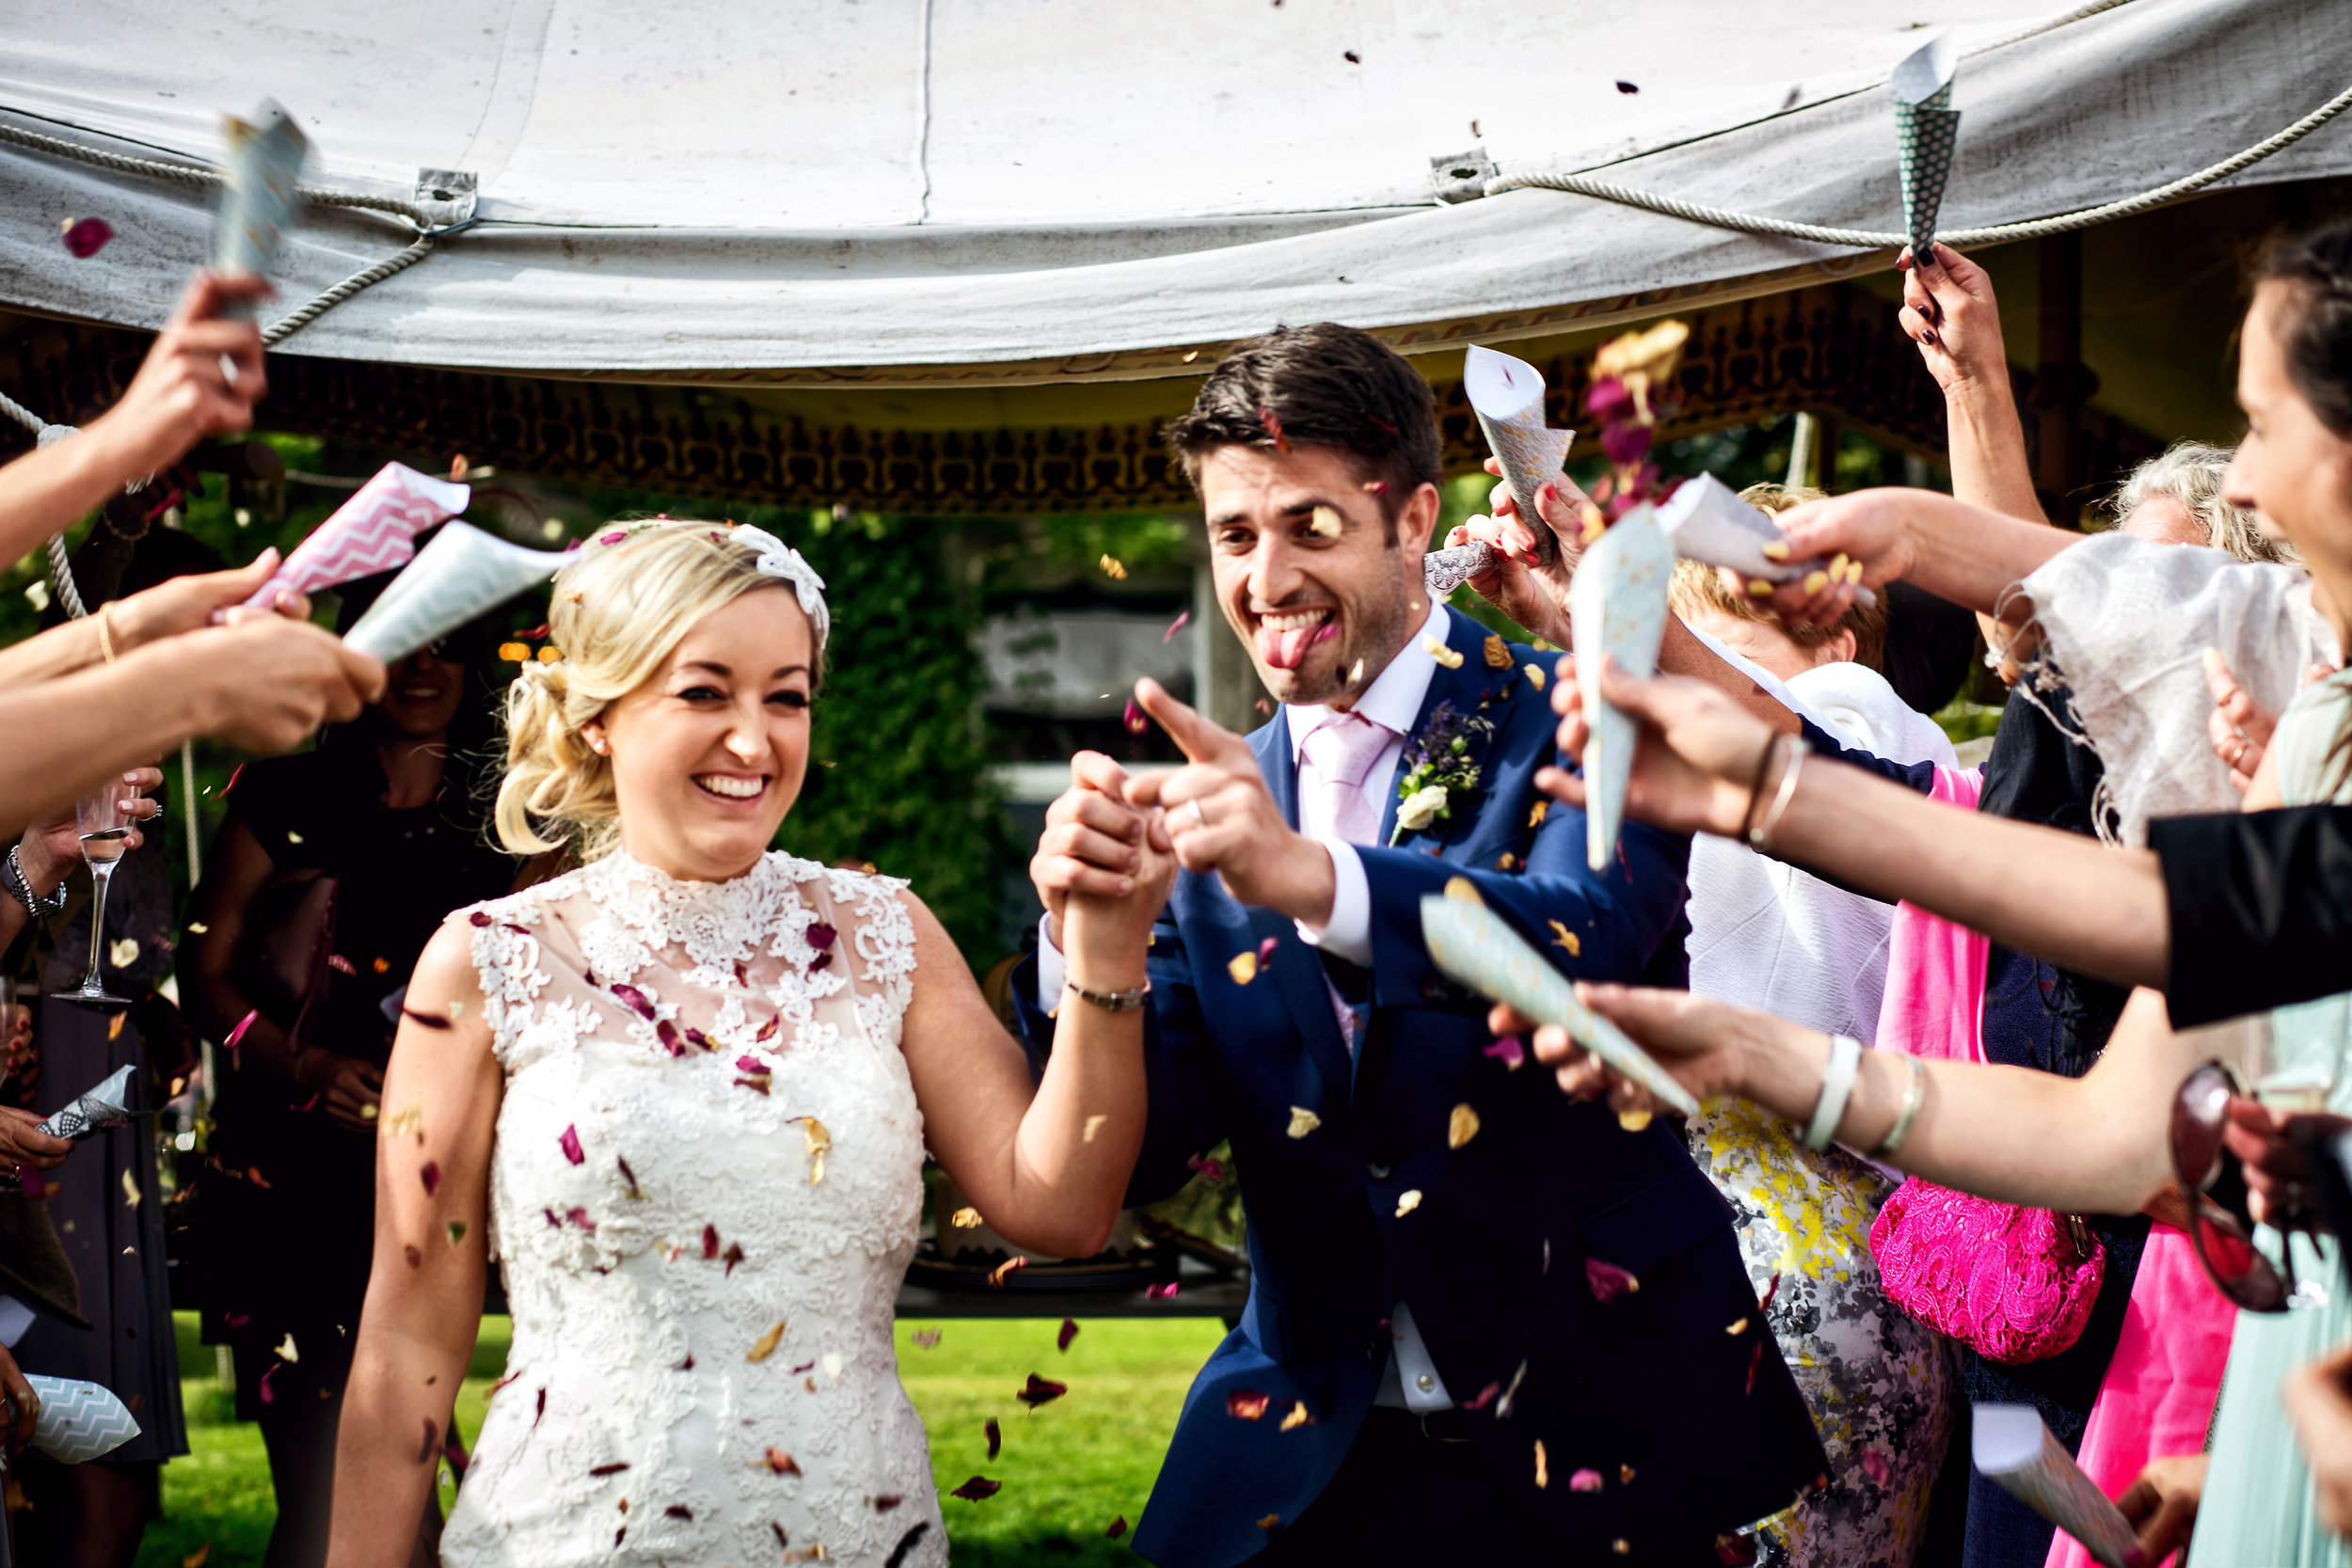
[438,848,946,1568]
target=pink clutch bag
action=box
[1869,1182,2106,1364]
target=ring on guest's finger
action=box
[1184,800,1209,831]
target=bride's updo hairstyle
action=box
[495,518,830,861]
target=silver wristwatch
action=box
[4,845,67,919]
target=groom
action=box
[1018,324,1824,1567]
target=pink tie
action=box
[1299,710,1395,847]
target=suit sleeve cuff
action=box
[1034,913,1066,1012]
[1295,839,1373,967]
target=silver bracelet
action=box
[1747,736,1809,852]
[1802,1033,1863,1152]
[3,845,65,919]
[1873,1053,1929,1157]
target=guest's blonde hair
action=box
[495,519,821,861]
[2107,442,2296,565]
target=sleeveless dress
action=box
[2186,669,2352,1568]
[438,848,946,1568]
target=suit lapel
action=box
[1248,718,1356,1102]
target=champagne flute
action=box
[62,781,135,1007]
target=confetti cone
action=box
[242,464,469,611]
[25,1376,140,1465]
[1422,541,1494,597]
[1566,502,1673,872]
[342,522,564,663]
[1464,346,1575,568]
[37,1065,135,1143]
[1892,34,1960,263]
[213,103,309,319]
[1653,474,1878,606]
[1972,1404,2139,1568]
[1420,895,1698,1115]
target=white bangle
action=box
[1873,1053,1929,1157]
[1803,1034,1863,1152]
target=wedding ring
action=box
[1184,800,1208,830]
[218,353,240,388]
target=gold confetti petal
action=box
[1082,1114,1108,1144]
[803,1118,832,1185]
[108,939,139,968]
[275,1332,299,1364]
[1279,1402,1313,1432]
[1285,1107,1321,1140]
[1394,1189,1422,1217]
[1422,635,1464,670]
[1522,662,1547,691]
[1534,1439,1549,1489]
[120,1169,140,1208]
[747,1322,787,1362]
[1620,1464,1637,1484]
[1617,1108,1654,1133]
[1528,800,1549,829]
[1447,1104,1480,1149]
[1483,634,1511,669]
[1548,920,1581,957]
[1443,877,1482,906]
[950,1207,984,1229]
[1098,553,1128,580]
[186,922,209,935]
[1227,951,1259,987]
[1309,505,1343,539]
[1726,1317,1748,1335]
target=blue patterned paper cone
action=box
[1892,35,1960,262]
[213,103,309,320]
[1566,503,1673,872]
[26,1375,140,1465]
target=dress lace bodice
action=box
[440,849,943,1568]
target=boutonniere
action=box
[1391,700,1494,844]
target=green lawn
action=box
[138,1312,1226,1567]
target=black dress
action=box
[205,745,515,1412]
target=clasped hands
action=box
[1031,678,1335,963]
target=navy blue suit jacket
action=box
[1014,609,1824,1567]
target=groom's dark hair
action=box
[1163,323,1441,541]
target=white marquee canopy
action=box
[0,0,2345,385]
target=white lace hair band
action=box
[727,524,830,652]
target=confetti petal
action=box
[1585,1259,1640,1304]
[420,1162,441,1196]
[1483,634,1512,669]
[985,1416,1003,1458]
[1570,1467,1604,1493]
[1529,800,1549,829]
[806,922,837,951]
[1017,1373,1068,1408]
[1107,1517,1129,1539]
[1423,635,1465,670]
[1081,1114,1107,1143]
[120,1169,140,1208]
[1523,663,1548,691]
[1461,1381,1501,1411]
[1185,1153,1225,1181]
[1548,920,1580,957]
[1145,1281,1179,1300]
[951,1477,1001,1501]
[1227,950,1259,987]
[611,983,657,1020]
[559,1125,585,1165]
[1621,1464,1637,1484]
[1743,1338,1763,1395]
[748,1323,787,1362]
[1228,1389,1271,1420]
[1726,1317,1748,1336]
[1057,1318,1079,1353]
[1309,505,1343,539]
[1443,876,1483,905]
[1534,1440,1549,1489]
[61,217,113,258]
[1484,1036,1526,1070]
[1285,1106,1321,1139]
[913,1329,941,1349]
[1257,406,1290,453]
[1122,698,1148,735]
[989,1257,1027,1288]
[950,1207,983,1229]
[1279,1402,1315,1432]
[618,1157,643,1198]
[1258,1514,1282,1533]
[1394,1189,1423,1217]
[724,1243,745,1275]
[1617,1108,1654,1133]
[1758,1272,1783,1314]
[1448,1103,1481,1148]
[274,1331,298,1363]
[109,938,140,968]
[803,1118,831,1185]
[1163,609,1191,642]
[1862,1446,1891,1486]
[1099,553,1129,580]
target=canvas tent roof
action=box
[0,0,2346,389]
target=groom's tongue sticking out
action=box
[1167,324,1445,709]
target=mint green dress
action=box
[2187,671,2352,1568]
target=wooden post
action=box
[2033,232,2100,525]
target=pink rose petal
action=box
[61,217,112,258]
[558,1125,584,1165]
[1585,1258,1638,1304]
[1483,1036,1526,1070]
[1569,1467,1604,1494]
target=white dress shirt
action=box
[1037,603,1456,1410]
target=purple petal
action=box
[558,1125,584,1165]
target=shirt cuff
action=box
[1034,913,1066,1013]
[1295,838,1373,967]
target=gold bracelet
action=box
[95,604,118,665]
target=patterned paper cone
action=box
[342,522,564,663]
[1567,504,1674,872]
[1464,345,1576,569]
[26,1375,141,1465]
[1654,474,1879,606]
[1422,541,1495,598]
[36,1065,134,1143]
[243,463,470,610]
[1973,1404,2139,1568]
[213,103,309,319]
[1891,34,1960,262]
[1420,895,1698,1115]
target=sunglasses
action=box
[2170,1060,2294,1312]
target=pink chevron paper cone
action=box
[243,463,470,610]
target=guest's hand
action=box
[1031,752,1167,953]
[2287,1346,2352,1544]
[181,617,385,752]
[1123,678,1337,926]
[1493,986,1765,1115]
[112,548,310,647]
[0,1341,37,1455]
[297,1051,385,1132]
[81,271,272,483]
[1541,654,1775,841]
[0,1106,71,1171]
[2201,648,2279,795]
[1758,489,1920,630]
[2116,1451,2205,1566]
[2221,1101,2352,1230]
[1898,244,2007,400]
[19,768,166,893]
[1441,461,1594,648]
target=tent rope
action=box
[0,117,437,228]
[1487,78,2352,251]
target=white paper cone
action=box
[1973,1404,2139,1568]
[37,1065,135,1143]
[243,463,470,610]
[1422,541,1494,598]
[343,522,564,663]
[1568,505,1674,872]
[1465,345,1576,567]
[1654,475,1878,606]
[25,1375,140,1464]
[1420,895,1698,1115]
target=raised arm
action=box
[328,920,501,1568]
[1900,245,2045,527]
[898,846,1171,1259]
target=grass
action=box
[136,1312,1226,1568]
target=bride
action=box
[326,519,1171,1567]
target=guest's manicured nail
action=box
[1760,542,1790,562]
[1803,570,1829,594]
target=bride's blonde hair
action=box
[495,519,823,861]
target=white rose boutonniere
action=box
[1394,784,1450,832]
